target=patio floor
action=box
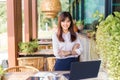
[0,32,8,68]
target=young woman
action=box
[52,12,83,71]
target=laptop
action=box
[63,60,101,80]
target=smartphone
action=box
[26,77,44,80]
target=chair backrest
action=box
[46,57,56,71]
[17,57,44,71]
[4,66,39,72]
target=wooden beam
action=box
[24,0,32,42]
[7,0,22,67]
[32,0,38,39]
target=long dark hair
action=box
[57,12,76,42]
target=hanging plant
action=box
[96,12,120,80]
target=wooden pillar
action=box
[24,0,32,42]
[32,0,38,39]
[7,0,22,67]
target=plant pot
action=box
[87,32,92,38]
[78,25,84,31]
[74,25,78,32]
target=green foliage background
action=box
[96,12,120,80]
[0,65,4,75]
[0,2,7,34]
[0,0,69,32]
[18,40,39,54]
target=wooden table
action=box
[38,38,52,49]
[3,72,37,80]
[3,71,108,80]
[19,49,54,57]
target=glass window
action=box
[113,0,120,12]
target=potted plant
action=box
[86,30,95,38]
[86,20,99,39]
[76,20,84,31]
[96,12,120,80]
[0,65,4,80]
[18,39,39,55]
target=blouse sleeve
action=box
[74,33,83,55]
[52,33,60,57]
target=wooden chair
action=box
[4,66,39,72]
[46,57,56,71]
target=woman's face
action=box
[61,17,71,31]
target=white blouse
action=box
[52,32,83,59]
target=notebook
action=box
[63,60,101,80]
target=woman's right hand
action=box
[58,49,71,57]
[72,43,80,55]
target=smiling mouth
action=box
[63,26,69,28]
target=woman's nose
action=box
[64,22,68,25]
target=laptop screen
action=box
[64,60,101,80]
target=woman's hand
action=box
[58,43,80,57]
[72,43,80,55]
[58,50,71,57]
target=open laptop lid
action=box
[69,60,101,80]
